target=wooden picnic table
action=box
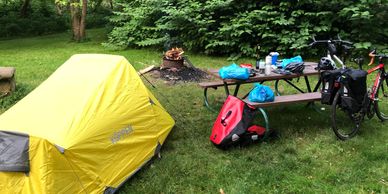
[201,62,322,138]
[201,62,321,106]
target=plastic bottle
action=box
[270,52,279,65]
[258,60,265,74]
[265,55,272,75]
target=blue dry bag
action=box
[248,84,275,103]
[219,63,250,80]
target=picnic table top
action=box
[208,62,319,83]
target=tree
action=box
[69,0,88,42]
[20,0,31,17]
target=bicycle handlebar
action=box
[309,39,353,47]
[368,49,388,66]
[308,36,353,69]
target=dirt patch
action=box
[149,66,211,83]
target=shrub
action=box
[105,0,388,58]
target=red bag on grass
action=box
[210,95,266,149]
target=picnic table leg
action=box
[274,80,281,96]
[304,76,312,92]
[313,79,322,92]
[257,108,270,140]
[223,81,230,96]
[305,76,324,110]
[233,83,241,96]
[283,79,305,93]
[203,88,211,109]
[203,87,217,112]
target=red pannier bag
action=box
[210,95,266,149]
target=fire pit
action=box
[161,47,185,69]
[161,58,184,69]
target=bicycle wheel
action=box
[374,77,388,121]
[331,91,361,140]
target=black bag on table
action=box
[340,69,368,113]
[285,62,305,74]
[209,95,266,149]
[320,69,343,105]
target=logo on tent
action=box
[111,126,133,144]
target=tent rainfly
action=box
[0,54,175,193]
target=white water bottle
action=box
[265,55,272,75]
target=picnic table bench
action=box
[243,91,321,139]
[243,92,321,107]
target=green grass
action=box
[0,29,387,193]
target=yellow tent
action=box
[0,54,175,193]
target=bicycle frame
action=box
[367,62,386,100]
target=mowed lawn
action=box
[0,29,387,193]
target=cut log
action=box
[138,65,156,75]
[0,67,16,97]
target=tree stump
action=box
[161,57,184,69]
[0,67,16,97]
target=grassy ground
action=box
[0,29,387,193]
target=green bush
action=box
[87,8,112,29]
[105,0,388,58]
[0,1,69,38]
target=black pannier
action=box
[340,69,368,113]
[320,69,343,105]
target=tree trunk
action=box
[20,0,31,17]
[80,0,87,39]
[109,0,113,9]
[70,0,81,41]
[70,0,87,42]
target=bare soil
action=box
[150,66,211,83]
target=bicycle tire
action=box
[374,77,388,121]
[331,91,361,140]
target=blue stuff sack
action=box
[219,63,250,80]
[248,84,275,103]
[280,55,303,69]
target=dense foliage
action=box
[0,0,67,37]
[105,0,388,58]
[0,0,111,38]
